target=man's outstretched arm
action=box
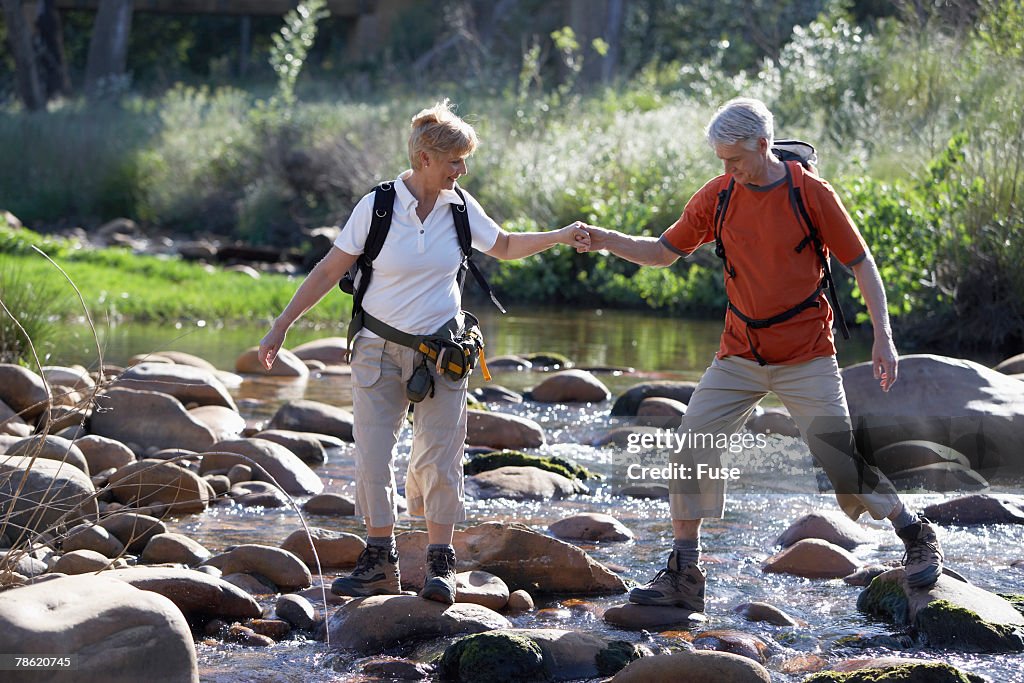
[583,225,680,267]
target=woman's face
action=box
[422,151,468,190]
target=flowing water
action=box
[55,308,1024,682]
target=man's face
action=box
[714,139,765,185]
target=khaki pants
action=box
[350,335,468,527]
[669,354,901,521]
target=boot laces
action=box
[355,544,388,574]
[647,567,683,592]
[427,549,455,578]
[902,534,941,567]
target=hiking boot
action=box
[420,546,457,605]
[898,518,944,589]
[628,549,706,611]
[330,543,401,597]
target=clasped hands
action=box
[562,221,607,253]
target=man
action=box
[582,97,943,612]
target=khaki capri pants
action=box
[669,354,902,522]
[350,334,468,527]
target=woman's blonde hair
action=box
[408,98,478,169]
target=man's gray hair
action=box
[705,97,775,151]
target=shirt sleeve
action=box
[660,176,722,256]
[806,176,868,267]
[333,191,375,255]
[459,187,501,252]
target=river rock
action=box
[104,566,261,620]
[549,512,634,542]
[326,594,510,654]
[592,425,664,448]
[616,483,670,498]
[74,434,136,472]
[922,494,1024,525]
[455,571,509,611]
[441,628,648,682]
[280,527,365,569]
[227,463,253,485]
[776,511,874,550]
[42,365,96,390]
[466,410,545,449]
[254,429,327,465]
[8,434,90,475]
[223,572,277,596]
[0,551,47,577]
[291,337,349,364]
[746,408,802,437]
[472,385,524,404]
[611,381,700,417]
[268,399,353,441]
[733,602,800,626]
[692,629,771,663]
[201,438,323,495]
[507,589,534,612]
[53,548,114,574]
[107,459,211,514]
[603,603,707,630]
[995,353,1024,375]
[531,370,611,403]
[236,346,309,378]
[465,466,587,500]
[842,354,1024,476]
[62,523,125,557]
[140,532,211,565]
[229,481,291,507]
[844,565,892,587]
[188,405,246,441]
[396,522,626,595]
[303,492,356,516]
[204,544,312,591]
[0,574,198,683]
[276,593,317,630]
[871,440,971,475]
[805,658,988,683]
[890,462,990,492]
[0,399,30,436]
[90,387,217,453]
[114,362,238,410]
[154,351,218,372]
[0,455,97,534]
[98,512,167,553]
[612,650,771,682]
[763,538,860,579]
[486,355,532,371]
[857,568,1024,651]
[636,397,687,428]
[0,363,49,419]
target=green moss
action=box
[440,631,545,683]
[464,450,595,481]
[856,576,909,624]
[997,593,1024,618]
[594,640,647,676]
[803,662,987,682]
[915,599,1024,652]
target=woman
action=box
[258,99,588,604]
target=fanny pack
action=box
[360,310,491,403]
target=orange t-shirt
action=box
[660,162,868,365]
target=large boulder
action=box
[106,459,211,514]
[188,405,246,442]
[804,659,987,683]
[611,381,700,417]
[200,438,323,496]
[530,370,611,403]
[326,594,510,654]
[90,387,217,453]
[254,429,327,465]
[548,513,634,543]
[236,346,309,378]
[7,434,90,475]
[280,527,364,569]
[0,574,198,683]
[922,494,1024,525]
[0,455,97,534]
[465,466,587,501]
[291,337,349,364]
[396,522,626,595]
[871,440,971,475]
[113,362,237,411]
[776,511,873,550]
[858,568,1024,651]
[887,462,989,493]
[603,603,707,630]
[842,355,1024,477]
[466,410,545,449]
[454,571,509,611]
[203,544,312,591]
[611,651,771,683]
[268,400,353,441]
[0,363,49,419]
[441,629,648,682]
[103,566,261,620]
[762,538,860,579]
[636,397,687,428]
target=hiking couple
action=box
[259,97,942,610]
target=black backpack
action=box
[712,140,850,365]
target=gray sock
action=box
[890,505,918,532]
[672,538,701,567]
[367,535,395,550]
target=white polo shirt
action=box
[334,171,502,336]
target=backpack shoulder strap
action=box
[451,186,472,258]
[364,182,397,261]
[713,175,737,279]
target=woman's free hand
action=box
[258,323,288,371]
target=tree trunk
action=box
[35,0,71,97]
[84,0,133,97]
[565,0,624,85]
[2,0,46,110]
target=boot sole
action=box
[419,583,456,605]
[628,591,703,611]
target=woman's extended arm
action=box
[485,222,589,260]
[258,246,358,370]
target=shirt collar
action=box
[394,171,465,213]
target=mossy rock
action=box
[440,631,545,683]
[595,640,647,676]
[856,575,910,624]
[916,599,1024,652]
[803,662,987,683]
[464,450,595,480]
[997,593,1024,617]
